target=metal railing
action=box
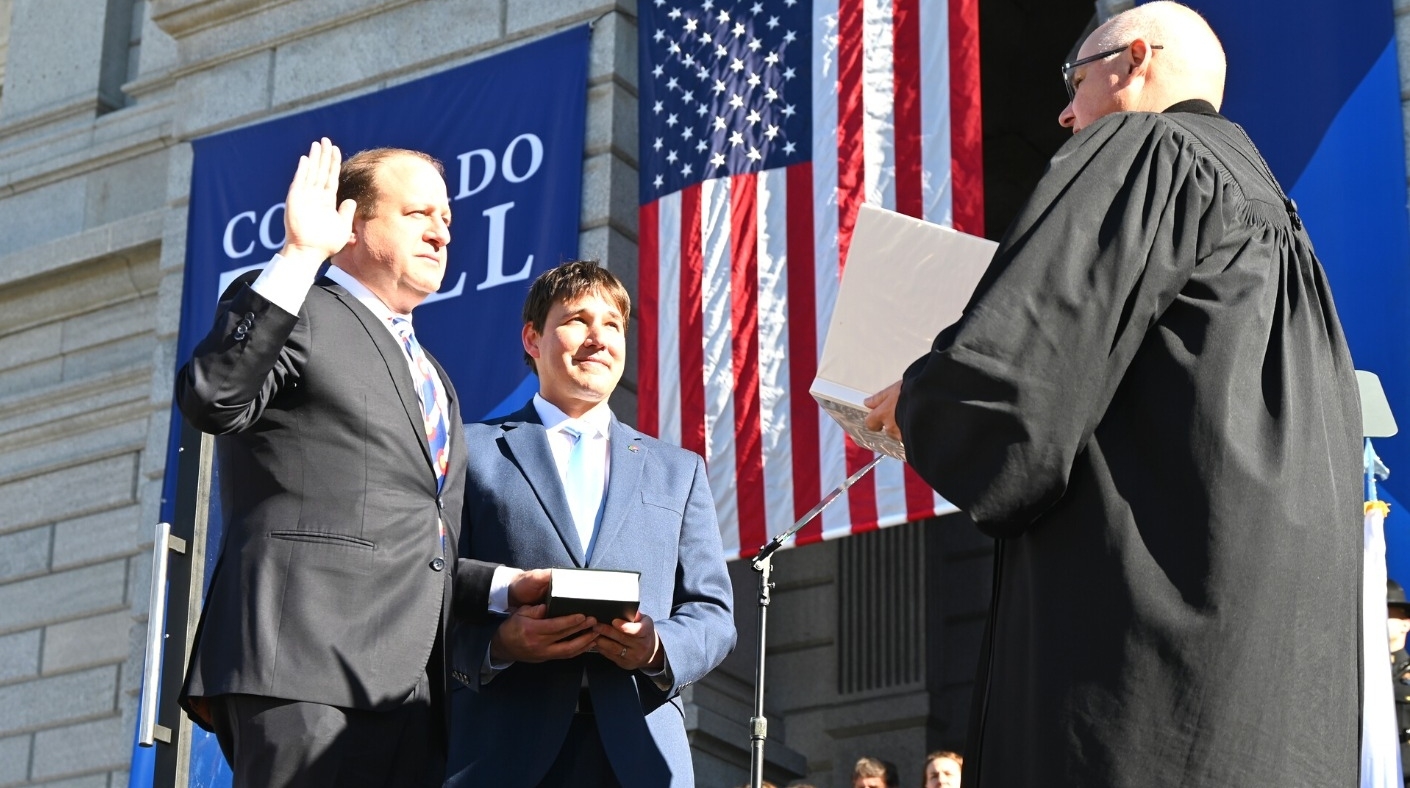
[138,521,186,747]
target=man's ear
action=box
[344,216,363,249]
[1127,38,1153,75]
[522,322,542,361]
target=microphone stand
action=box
[748,454,886,788]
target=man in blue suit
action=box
[446,261,737,787]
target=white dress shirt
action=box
[533,393,613,553]
[484,396,613,615]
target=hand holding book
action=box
[489,605,597,664]
[490,568,662,669]
[862,380,904,441]
[591,613,665,673]
[506,568,552,608]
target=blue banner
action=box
[135,25,590,786]
[1177,1,1410,579]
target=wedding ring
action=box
[619,646,628,658]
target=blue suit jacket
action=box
[446,402,736,788]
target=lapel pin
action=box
[628,444,641,453]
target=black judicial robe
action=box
[897,101,1363,787]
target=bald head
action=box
[1059,2,1226,132]
[1095,2,1225,106]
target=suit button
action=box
[436,496,445,511]
[430,557,446,572]
[232,328,247,341]
[243,312,255,321]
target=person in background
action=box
[852,756,898,788]
[923,751,962,788]
[1389,578,1410,780]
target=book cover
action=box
[545,567,641,622]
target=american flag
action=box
[636,0,983,558]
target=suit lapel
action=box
[500,404,588,566]
[324,280,436,476]
[587,417,645,566]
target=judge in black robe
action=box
[869,4,1363,786]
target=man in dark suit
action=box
[176,139,545,787]
[446,261,737,787]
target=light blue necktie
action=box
[388,318,449,493]
[560,421,605,559]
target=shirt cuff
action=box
[481,644,513,683]
[488,565,521,614]
[249,253,320,316]
[640,640,674,691]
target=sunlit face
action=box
[1389,611,1410,653]
[925,756,962,788]
[346,155,451,313]
[1058,41,1134,134]
[523,290,626,417]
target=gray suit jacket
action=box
[175,272,496,723]
[446,402,736,788]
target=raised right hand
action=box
[489,605,598,663]
[281,138,358,266]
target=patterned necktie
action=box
[560,421,605,558]
[389,317,449,492]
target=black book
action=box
[545,567,641,622]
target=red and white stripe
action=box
[639,0,984,559]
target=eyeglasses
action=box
[1061,43,1163,101]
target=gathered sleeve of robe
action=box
[897,112,1225,536]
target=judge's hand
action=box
[281,138,358,267]
[506,568,552,608]
[490,605,597,663]
[863,380,904,440]
[592,613,664,672]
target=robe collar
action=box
[1162,98,1220,117]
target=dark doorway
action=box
[981,0,1097,238]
